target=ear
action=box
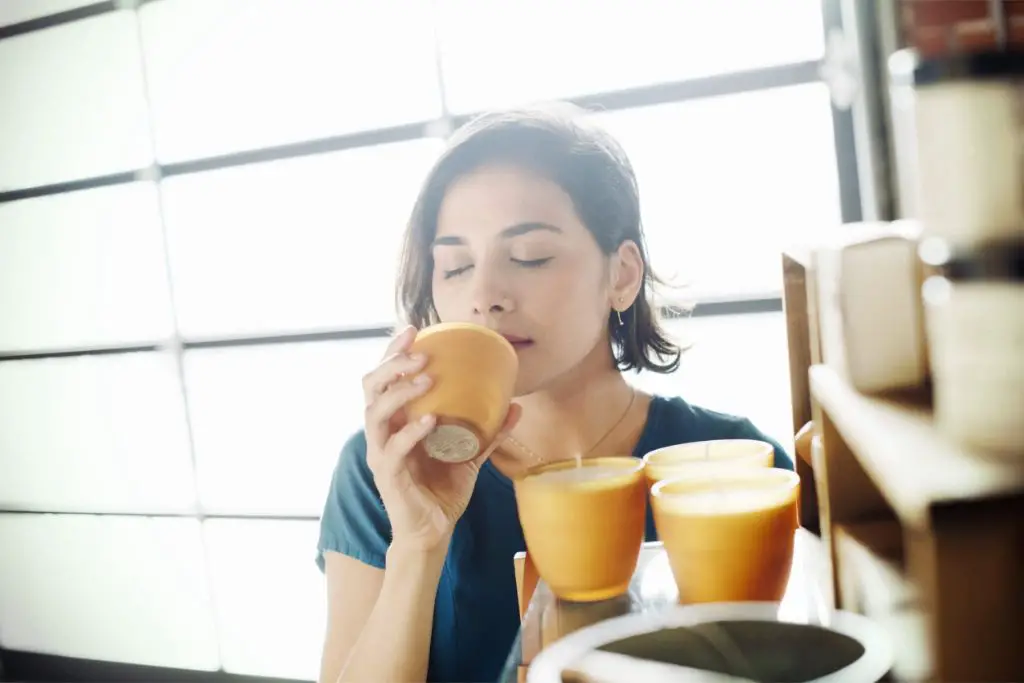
[608,240,644,313]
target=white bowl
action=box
[527,602,892,683]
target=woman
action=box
[316,105,793,683]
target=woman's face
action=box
[430,164,619,395]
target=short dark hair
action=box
[396,104,681,374]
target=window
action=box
[0,353,196,514]
[161,140,442,338]
[203,520,325,679]
[593,84,841,300]
[0,183,174,352]
[1,1,848,677]
[0,11,151,190]
[139,0,443,162]
[0,515,218,670]
[184,339,388,516]
[0,0,100,26]
[436,0,824,113]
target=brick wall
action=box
[901,0,1024,56]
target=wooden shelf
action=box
[781,249,822,534]
[810,364,1024,681]
[810,365,1024,528]
[833,520,933,682]
[784,241,1024,680]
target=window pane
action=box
[0,0,98,25]
[162,140,441,338]
[437,0,825,113]
[184,339,388,516]
[204,520,324,679]
[592,84,841,301]
[0,184,174,352]
[139,0,442,162]
[0,12,152,190]
[0,515,219,670]
[0,353,197,513]
[626,312,794,450]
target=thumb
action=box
[472,403,522,468]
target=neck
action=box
[511,340,635,460]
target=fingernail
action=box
[420,414,435,425]
[410,353,426,363]
[413,374,431,385]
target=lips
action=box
[500,333,534,350]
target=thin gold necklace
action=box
[505,387,638,465]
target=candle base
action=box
[550,579,632,603]
[423,419,482,463]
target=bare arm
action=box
[319,542,447,683]
[318,553,383,683]
[318,328,516,682]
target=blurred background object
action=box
[784,2,1024,681]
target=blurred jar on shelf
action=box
[920,237,1024,458]
[889,49,1024,245]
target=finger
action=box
[383,325,417,359]
[380,413,437,477]
[472,402,522,467]
[365,374,433,445]
[362,351,427,404]
[794,421,815,464]
[501,402,522,432]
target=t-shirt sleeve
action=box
[316,431,392,572]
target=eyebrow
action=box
[432,222,563,247]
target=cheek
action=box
[531,264,609,330]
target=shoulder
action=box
[325,430,380,504]
[644,395,758,439]
[316,430,391,571]
[643,395,794,471]
[334,430,372,481]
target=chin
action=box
[512,374,542,398]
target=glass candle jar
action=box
[920,237,1024,457]
[890,50,1024,243]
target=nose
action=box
[470,266,515,320]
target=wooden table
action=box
[498,529,830,683]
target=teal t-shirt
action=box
[316,395,793,682]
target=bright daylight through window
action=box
[0,1,842,679]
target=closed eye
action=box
[442,265,472,279]
[512,257,553,268]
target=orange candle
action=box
[651,468,800,604]
[642,439,774,489]
[405,322,518,463]
[515,457,646,602]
